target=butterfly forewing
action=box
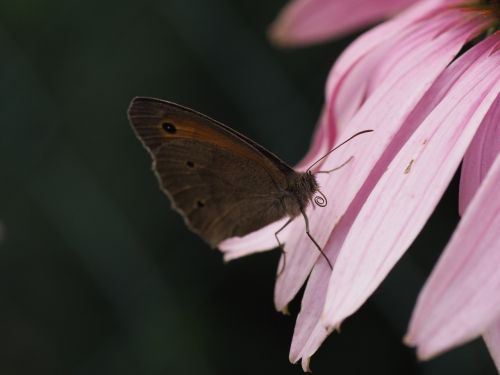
[128,97,294,246]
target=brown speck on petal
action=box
[404,159,414,174]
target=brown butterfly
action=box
[128,97,371,267]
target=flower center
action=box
[464,0,500,28]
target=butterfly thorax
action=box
[283,171,319,218]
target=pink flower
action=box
[221,0,499,371]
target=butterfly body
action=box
[128,97,318,247]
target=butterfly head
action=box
[288,171,326,213]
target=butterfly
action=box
[128,97,371,267]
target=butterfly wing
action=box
[128,97,295,247]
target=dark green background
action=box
[0,0,496,374]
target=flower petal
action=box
[405,150,500,359]
[459,94,500,214]
[289,213,352,365]
[294,30,500,367]
[458,85,500,371]
[275,7,486,314]
[294,108,335,170]
[269,0,422,47]
[219,218,292,261]
[325,0,460,134]
[484,319,500,373]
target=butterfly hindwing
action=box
[154,139,289,245]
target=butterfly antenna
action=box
[306,130,373,174]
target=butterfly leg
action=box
[301,210,333,270]
[275,218,293,277]
[315,156,353,174]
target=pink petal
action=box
[289,208,355,368]
[294,31,500,367]
[294,108,335,170]
[325,0,460,134]
[219,218,292,261]
[275,8,486,315]
[269,0,421,47]
[323,34,500,336]
[461,97,500,372]
[286,18,484,364]
[459,95,500,214]
[405,150,500,359]
[485,319,500,372]
[327,39,391,135]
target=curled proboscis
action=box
[314,191,327,207]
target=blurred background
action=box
[0,0,496,374]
